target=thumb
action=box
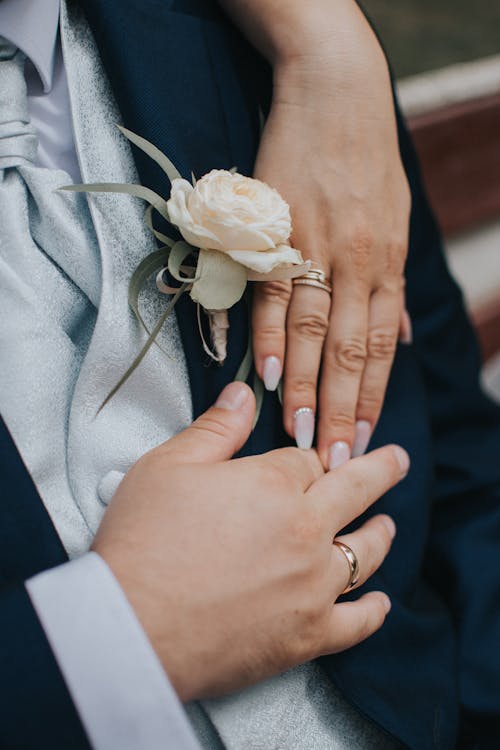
[159,382,256,463]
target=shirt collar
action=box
[0,0,60,92]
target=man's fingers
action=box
[158,382,256,464]
[307,445,410,531]
[354,286,401,447]
[283,283,331,448]
[263,446,325,491]
[317,280,369,468]
[252,280,291,392]
[322,591,391,654]
[332,514,396,596]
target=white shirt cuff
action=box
[26,552,201,750]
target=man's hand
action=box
[93,382,409,702]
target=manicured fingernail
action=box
[262,356,282,391]
[381,515,396,540]
[294,408,315,450]
[393,445,410,476]
[352,420,371,458]
[328,441,350,470]
[400,310,413,344]
[382,594,392,613]
[215,382,249,411]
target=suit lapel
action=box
[0,418,68,584]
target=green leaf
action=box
[117,126,182,184]
[128,248,171,348]
[62,182,170,222]
[144,205,176,247]
[190,250,247,310]
[97,283,188,414]
[168,241,197,282]
[234,330,253,384]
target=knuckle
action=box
[357,385,382,414]
[255,323,285,344]
[348,230,374,275]
[384,240,408,276]
[367,329,397,360]
[332,337,367,373]
[291,311,329,341]
[323,408,356,432]
[287,376,317,402]
[288,447,323,479]
[258,279,292,305]
[189,416,232,442]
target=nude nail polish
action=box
[400,310,413,345]
[328,441,350,470]
[352,420,371,458]
[294,408,315,450]
[262,356,282,391]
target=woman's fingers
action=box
[399,307,412,344]
[283,283,331,449]
[317,280,370,468]
[331,513,396,597]
[322,591,391,654]
[252,279,292,391]
[353,284,402,450]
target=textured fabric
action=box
[0,0,59,92]
[190,664,401,750]
[27,552,202,750]
[0,0,82,181]
[0,2,192,557]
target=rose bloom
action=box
[166,169,303,273]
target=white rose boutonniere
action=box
[63,127,308,412]
[167,169,301,270]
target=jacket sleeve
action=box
[0,582,92,749]
[395,95,500,746]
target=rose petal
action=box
[225,245,304,273]
[190,249,248,309]
[167,179,225,250]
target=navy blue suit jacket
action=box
[1,1,500,747]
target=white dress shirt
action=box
[0,2,200,748]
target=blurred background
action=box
[364,0,500,400]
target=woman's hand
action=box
[248,1,411,467]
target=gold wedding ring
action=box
[292,267,332,294]
[333,540,360,593]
